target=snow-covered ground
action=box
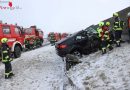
[0,45,65,90]
[67,43,130,90]
[1,42,130,90]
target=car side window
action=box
[76,35,82,40]
[3,26,11,34]
[76,31,87,40]
[87,27,97,34]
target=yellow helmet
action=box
[1,38,8,43]
[98,22,104,27]
[106,22,110,26]
[113,12,119,17]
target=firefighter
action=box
[97,21,104,50]
[102,22,113,53]
[127,12,130,42]
[29,37,35,49]
[36,38,41,47]
[49,32,56,46]
[1,38,14,79]
[106,21,114,44]
[113,12,124,47]
[24,39,30,50]
[97,22,113,54]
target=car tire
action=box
[71,50,82,59]
[14,46,21,58]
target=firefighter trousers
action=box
[101,40,107,54]
[101,40,113,54]
[4,62,12,78]
[115,30,122,46]
[109,31,114,44]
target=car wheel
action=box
[14,46,21,58]
[72,50,82,59]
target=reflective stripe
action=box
[114,21,123,30]
[97,28,103,37]
[5,71,13,77]
[9,71,13,74]
[5,56,9,59]
[2,60,8,62]
[5,73,10,76]
[115,28,122,30]
[102,48,106,50]
[105,31,109,33]
[102,48,106,52]
[107,44,110,48]
[104,35,108,37]
[116,40,120,45]
[9,58,13,62]
[2,51,8,53]
[116,41,120,43]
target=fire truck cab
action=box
[23,26,43,49]
[0,23,24,58]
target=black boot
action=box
[5,75,11,79]
[10,73,15,77]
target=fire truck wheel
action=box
[14,46,21,58]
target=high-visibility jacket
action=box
[1,43,12,63]
[101,26,110,40]
[128,17,130,28]
[97,27,103,38]
[113,17,124,30]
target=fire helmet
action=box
[1,38,8,43]
[98,22,104,27]
[113,12,119,17]
[106,22,110,26]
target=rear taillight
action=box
[57,44,67,49]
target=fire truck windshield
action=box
[3,27,11,34]
[24,28,32,34]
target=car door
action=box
[86,27,99,51]
[75,31,90,53]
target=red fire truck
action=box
[0,22,44,58]
[23,26,44,50]
[61,33,68,39]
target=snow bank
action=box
[67,43,130,90]
[0,45,64,90]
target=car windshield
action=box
[86,27,97,34]
[68,31,81,37]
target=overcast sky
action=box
[0,0,130,36]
